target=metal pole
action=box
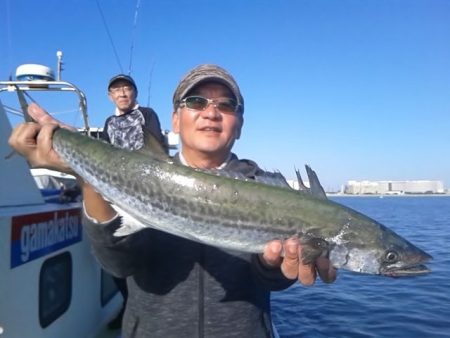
[56,51,63,81]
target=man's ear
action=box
[235,115,244,139]
[172,110,180,133]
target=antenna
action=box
[56,50,63,80]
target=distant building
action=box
[344,180,445,195]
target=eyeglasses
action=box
[109,85,134,94]
[178,96,239,114]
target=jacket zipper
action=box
[198,246,204,338]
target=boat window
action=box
[39,252,72,328]
[101,269,119,306]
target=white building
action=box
[344,180,445,195]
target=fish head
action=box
[330,227,432,277]
[375,232,433,277]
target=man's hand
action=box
[9,104,118,222]
[8,104,73,173]
[27,103,77,131]
[260,238,337,286]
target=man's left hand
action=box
[260,238,337,285]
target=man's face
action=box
[108,80,137,112]
[172,82,243,165]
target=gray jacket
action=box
[83,153,295,338]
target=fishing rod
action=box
[95,0,124,74]
[95,0,156,105]
[95,0,142,76]
[128,0,141,76]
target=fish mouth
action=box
[382,264,431,277]
[382,252,432,277]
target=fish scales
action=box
[54,129,345,249]
[52,128,432,276]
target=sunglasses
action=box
[109,85,134,94]
[179,96,239,114]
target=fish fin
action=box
[300,237,330,264]
[111,204,146,237]
[136,128,170,160]
[15,87,34,122]
[305,165,328,200]
[295,168,310,192]
[254,170,292,188]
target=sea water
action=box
[271,196,450,338]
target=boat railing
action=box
[0,79,90,133]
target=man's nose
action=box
[201,103,220,118]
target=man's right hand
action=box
[9,103,119,222]
[8,104,73,174]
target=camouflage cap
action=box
[172,64,244,114]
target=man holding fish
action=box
[9,64,337,337]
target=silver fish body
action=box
[53,129,432,277]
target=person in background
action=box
[102,73,167,152]
[103,74,167,330]
[8,64,337,338]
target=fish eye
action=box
[384,250,399,262]
[310,238,328,249]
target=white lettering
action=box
[19,212,81,262]
[20,225,30,262]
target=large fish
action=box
[52,128,432,277]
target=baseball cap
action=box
[172,64,244,114]
[108,74,137,93]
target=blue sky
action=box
[1,0,449,191]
